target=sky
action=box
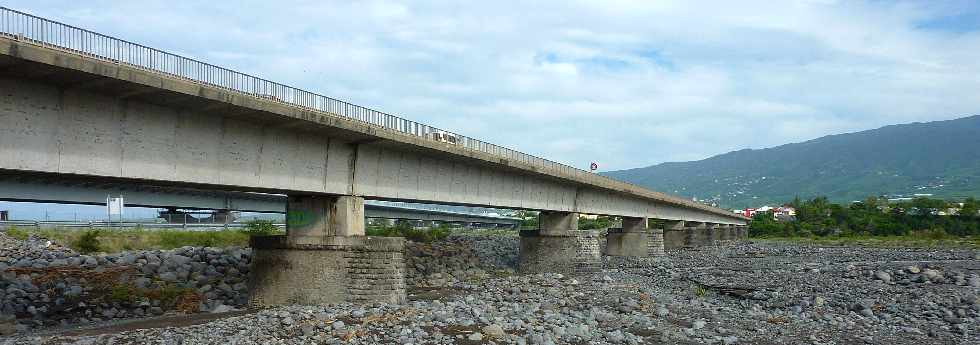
[6,0,980,170]
[2,1,980,219]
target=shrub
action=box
[3,226,29,240]
[241,219,280,236]
[403,226,451,243]
[913,228,952,240]
[74,229,102,254]
[108,284,135,303]
[365,222,451,242]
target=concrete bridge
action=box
[0,8,747,306]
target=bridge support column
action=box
[705,223,718,246]
[605,217,652,257]
[684,222,706,247]
[662,220,686,249]
[249,195,406,306]
[519,211,600,274]
[717,224,731,243]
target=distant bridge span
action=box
[0,172,521,226]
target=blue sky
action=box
[3,1,980,219]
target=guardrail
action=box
[0,7,741,219]
[0,220,283,230]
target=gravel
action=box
[2,230,978,344]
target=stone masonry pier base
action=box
[605,229,652,257]
[518,230,600,274]
[605,217,652,258]
[249,235,406,306]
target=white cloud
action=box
[8,0,980,171]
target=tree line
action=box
[750,196,980,238]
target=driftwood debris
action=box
[685,277,760,299]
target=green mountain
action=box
[604,115,980,209]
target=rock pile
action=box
[0,231,516,333]
[3,231,979,344]
[1,232,251,331]
[405,234,517,287]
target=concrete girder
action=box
[0,37,748,226]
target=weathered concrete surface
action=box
[621,217,648,232]
[704,224,718,247]
[737,226,749,239]
[662,220,687,249]
[248,235,406,306]
[663,230,686,249]
[0,37,748,226]
[683,222,706,247]
[518,230,600,274]
[285,195,365,243]
[605,216,652,257]
[605,229,652,257]
[539,211,579,236]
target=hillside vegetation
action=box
[605,115,980,208]
[749,196,980,247]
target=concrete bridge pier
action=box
[662,220,687,249]
[737,225,748,240]
[519,211,600,274]
[249,195,406,306]
[705,223,719,246]
[718,224,732,242]
[684,222,706,247]
[605,217,653,257]
[715,224,731,244]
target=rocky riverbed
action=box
[2,230,979,344]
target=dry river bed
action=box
[3,241,979,345]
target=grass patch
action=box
[692,284,708,298]
[2,227,251,253]
[3,225,30,240]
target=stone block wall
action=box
[647,229,665,257]
[574,230,601,273]
[345,249,406,304]
[605,230,651,257]
[249,236,405,306]
[518,230,600,274]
